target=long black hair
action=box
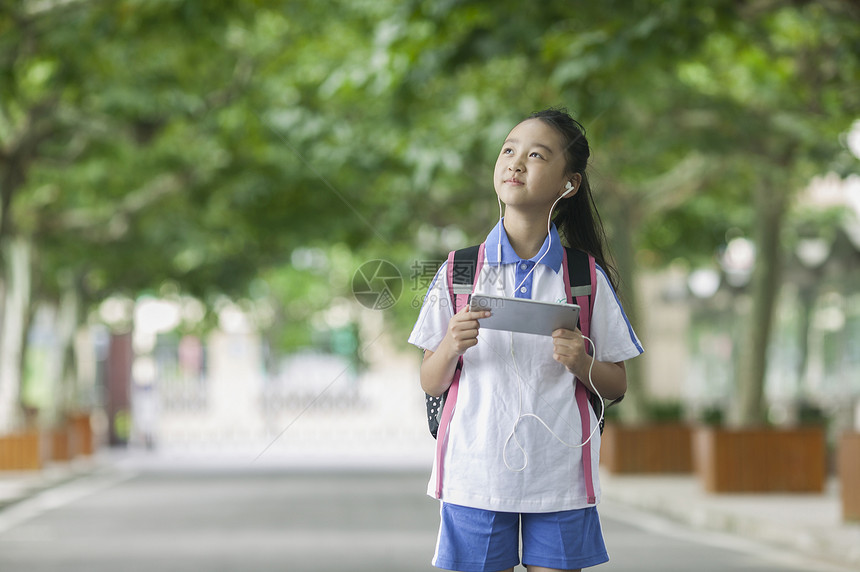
[527,108,619,291]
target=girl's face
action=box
[493,118,575,213]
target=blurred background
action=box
[0,0,858,474]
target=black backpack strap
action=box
[564,247,591,332]
[564,247,611,434]
[565,247,592,298]
[449,245,482,300]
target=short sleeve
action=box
[589,266,644,363]
[408,261,455,352]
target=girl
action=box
[409,108,643,572]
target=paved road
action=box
[0,467,849,572]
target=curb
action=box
[0,458,102,511]
[601,474,860,570]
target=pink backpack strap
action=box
[562,248,597,505]
[435,243,485,498]
[581,254,596,351]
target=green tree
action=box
[2,0,857,433]
[0,0,421,428]
[368,0,860,427]
[663,2,860,425]
[0,1,283,427]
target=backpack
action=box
[424,242,614,503]
[425,243,606,439]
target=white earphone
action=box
[562,181,575,197]
[511,180,576,294]
[501,332,603,472]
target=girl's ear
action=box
[560,173,583,198]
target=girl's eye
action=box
[529,151,544,159]
[502,148,513,155]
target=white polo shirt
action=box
[408,220,643,513]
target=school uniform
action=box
[409,220,643,571]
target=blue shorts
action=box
[433,503,608,571]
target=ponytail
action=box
[527,108,619,291]
[552,175,619,291]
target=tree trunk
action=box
[39,272,82,427]
[607,195,649,424]
[60,274,82,413]
[731,184,789,427]
[791,278,818,423]
[0,236,33,432]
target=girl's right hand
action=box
[443,304,490,356]
[420,305,491,397]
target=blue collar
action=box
[484,219,564,273]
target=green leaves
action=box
[1,0,858,358]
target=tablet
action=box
[470,294,580,337]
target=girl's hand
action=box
[551,328,589,377]
[420,305,491,397]
[443,304,490,357]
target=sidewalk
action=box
[2,453,859,570]
[601,473,860,570]
[0,457,104,512]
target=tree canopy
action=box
[0,0,858,429]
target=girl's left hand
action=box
[551,328,589,377]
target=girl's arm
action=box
[551,328,628,401]
[420,305,490,397]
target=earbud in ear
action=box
[562,181,575,196]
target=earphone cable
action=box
[503,334,604,472]
[512,192,566,295]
